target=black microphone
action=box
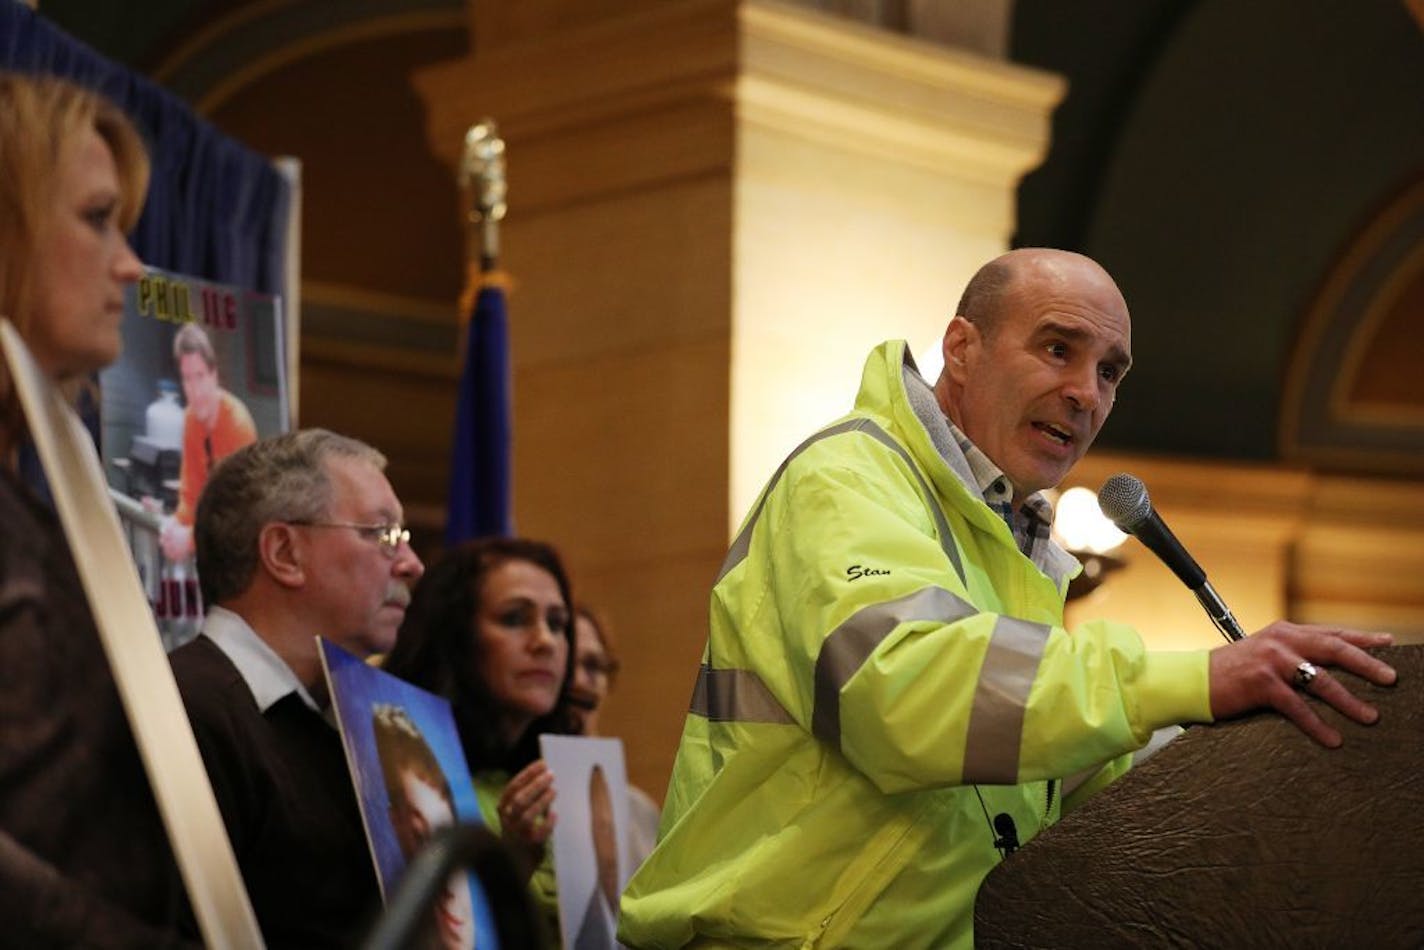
[992,813,1020,856]
[1097,473,1245,643]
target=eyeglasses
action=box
[288,520,411,557]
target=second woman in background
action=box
[383,536,578,947]
[568,604,662,870]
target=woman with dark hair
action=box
[568,604,661,870]
[383,535,578,946]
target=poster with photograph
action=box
[540,735,631,950]
[98,266,288,648]
[1,320,264,946]
[320,638,501,950]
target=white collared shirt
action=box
[201,605,324,717]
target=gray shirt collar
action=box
[201,605,324,717]
[900,358,1079,586]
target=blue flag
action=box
[445,277,511,544]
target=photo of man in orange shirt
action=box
[159,321,256,561]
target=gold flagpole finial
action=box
[460,119,507,274]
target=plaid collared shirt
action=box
[947,423,1055,560]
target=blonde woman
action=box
[0,71,190,946]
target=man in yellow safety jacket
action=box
[619,249,1396,948]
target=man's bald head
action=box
[955,248,1122,340]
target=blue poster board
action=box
[320,639,501,949]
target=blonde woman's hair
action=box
[0,71,150,456]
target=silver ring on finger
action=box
[1293,660,1320,689]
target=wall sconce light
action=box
[1053,486,1128,601]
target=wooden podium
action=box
[975,645,1424,949]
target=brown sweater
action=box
[0,468,192,948]
[170,633,382,948]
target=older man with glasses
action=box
[168,428,424,948]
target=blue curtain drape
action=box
[0,0,290,295]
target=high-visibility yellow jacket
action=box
[620,341,1212,949]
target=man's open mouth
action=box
[1034,422,1073,446]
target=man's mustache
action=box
[384,583,411,608]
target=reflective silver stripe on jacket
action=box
[960,616,1052,784]
[811,586,979,745]
[689,664,794,724]
[811,593,1050,782]
[693,602,1051,776]
[715,418,965,587]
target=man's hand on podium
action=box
[1209,623,1397,747]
